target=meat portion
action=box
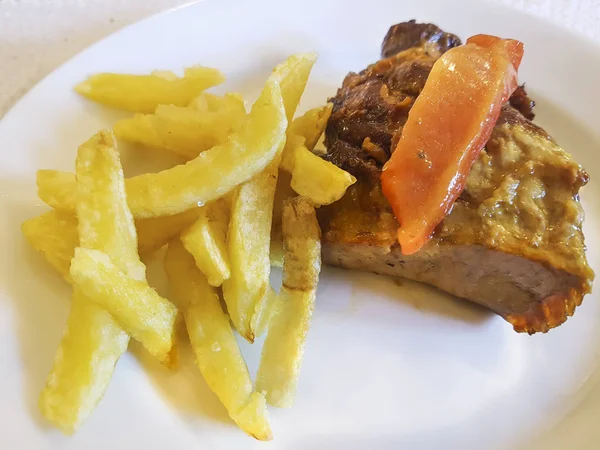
[320,21,594,333]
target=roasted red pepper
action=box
[381,35,524,255]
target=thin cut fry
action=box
[70,247,178,366]
[75,66,225,113]
[222,53,316,341]
[165,240,272,440]
[256,197,321,407]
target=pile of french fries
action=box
[21,54,356,439]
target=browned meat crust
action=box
[319,21,594,333]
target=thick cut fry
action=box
[222,53,316,341]
[37,170,76,211]
[289,103,333,151]
[38,80,286,219]
[278,104,354,205]
[36,170,200,256]
[291,148,356,206]
[75,131,146,280]
[165,240,272,440]
[36,170,78,212]
[70,248,178,366]
[114,103,246,160]
[254,287,279,338]
[136,209,201,256]
[40,130,147,434]
[181,206,230,287]
[39,289,128,434]
[256,197,321,407]
[124,79,285,218]
[188,92,245,113]
[75,66,224,113]
[280,104,333,172]
[21,208,199,277]
[21,210,78,282]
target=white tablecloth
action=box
[1,0,599,118]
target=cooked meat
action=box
[320,21,594,333]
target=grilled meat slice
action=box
[320,21,594,333]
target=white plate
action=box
[1,0,600,448]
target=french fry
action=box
[38,79,286,219]
[35,170,200,257]
[114,103,246,160]
[254,286,279,338]
[124,79,285,219]
[37,170,78,212]
[280,104,332,173]
[291,148,356,206]
[39,131,140,434]
[136,209,201,256]
[180,204,230,287]
[32,80,285,218]
[278,103,355,206]
[70,247,178,366]
[290,103,333,150]
[39,289,129,434]
[21,207,199,279]
[74,131,146,280]
[188,92,245,113]
[256,197,321,407]
[164,240,272,440]
[75,66,224,113]
[222,53,316,341]
[21,210,78,282]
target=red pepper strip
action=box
[381,35,523,255]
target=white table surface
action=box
[0,0,599,117]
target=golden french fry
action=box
[35,169,200,257]
[37,82,286,220]
[254,286,279,338]
[21,210,78,282]
[256,197,321,407]
[136,209,201,256]
[280,104,333,173]
[40,130,146,434]
[180,205,230,287]
[222,54,316,341]
[278,103,354,205]
[75,66,224,113]
[114,103,246,160]
[123,79,285,219]
[70,247,178,366]
[21,207,199,278]
[290,103,333,150]
[164,240,272,440]
[37,170,78,212]
[74,131,146,280]
[38,289,128,435]
[188,92,245,113]
[291,147,356,206]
